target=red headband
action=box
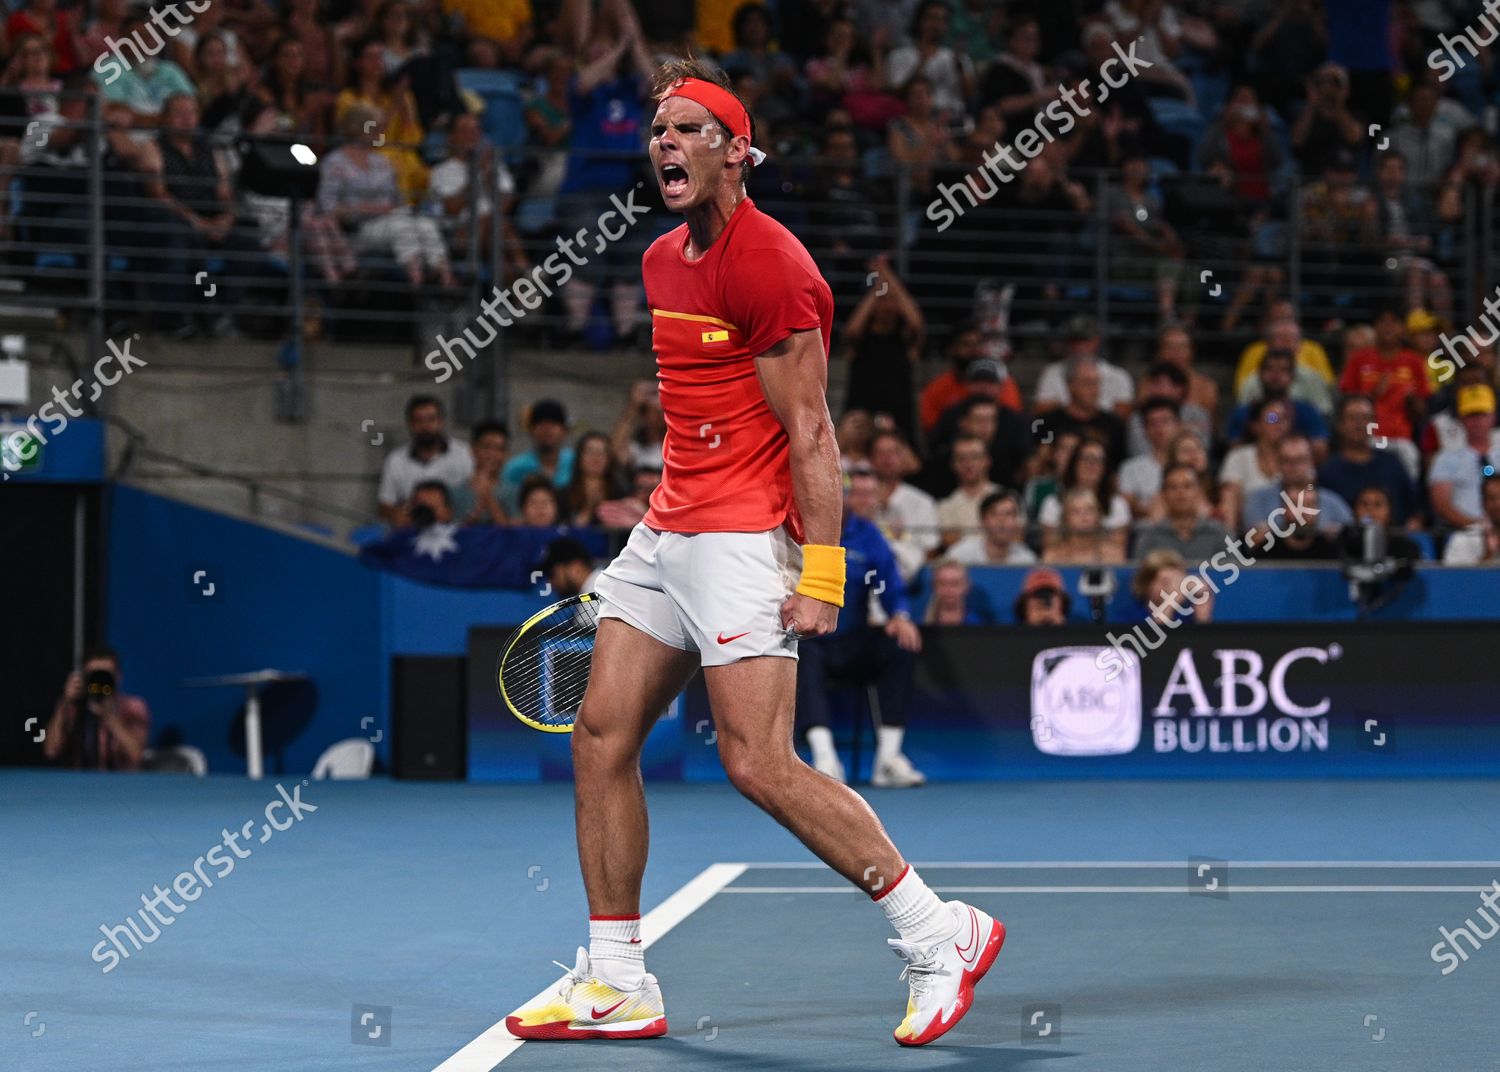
[661,78,765,164]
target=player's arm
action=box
[756,328,844,636]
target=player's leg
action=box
[573,617,698,918]
[705,654,1004,1046]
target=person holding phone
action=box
[42,645,150,771]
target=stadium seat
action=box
[311,738,376,779]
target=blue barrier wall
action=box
[105,486,386,775]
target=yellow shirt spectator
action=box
[335,88,429,203]
[443,0,532,44]
[1233,338,1336,393]
[696,0,741,53]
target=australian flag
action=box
[358,524,610,588]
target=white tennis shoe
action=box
[888,901,1006,1045]
[506,948,667,1040]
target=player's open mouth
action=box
[661,164,689,197]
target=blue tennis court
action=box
[7,772,1498,1071]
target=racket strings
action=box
[500,597,601,728]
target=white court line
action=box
[432,862,746,1072]
[732,860,1500,869]
[720,885,1489,894]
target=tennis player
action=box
[507,59,1004,1047]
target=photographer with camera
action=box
[42,645,150,771]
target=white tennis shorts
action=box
[594,522,802,666]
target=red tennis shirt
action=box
[641,197,835,539]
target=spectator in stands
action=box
[842,255,923,438]
[1289,61,1363,177]
[1443,474,1500,565]
[720,2,802,127]
[1099,0,1214,104]
[378,395,473,524]
[523,47,573,199]
[146,93,264,339]
[278,0,342,90]
[502,399,575,512]
[922,558,989,625]
[950,489,1038,566]
[518,473,564,527]
[1437,127,1500,230]
[921,323,1007,433]
[80,0,129,68]
[1338,485,1422,564]
[979,14,1051,126]
[1065,20,1182,170]
[836,410,877,474]
[92,15,197,126]
[1014,566,1071,626]
[319,104,455,287]
[1219,396,1292,529]
[452,420,510,526]
[42,644,149,771]
[1133,463,1230,563]
[610,380,665,472]
[1195,85,1286,206]
[7,0,84,77]
[1300,149,1378,299]
[1171,155,1281,336]
[169,0,243,81]
[1127,361,1212,458]
[1388,80,1473,192]
[555,0,653,344]
[926,393,1032,496]
[1233,300,1337,394]
[1406,308,1446,392]
[1429,358,1498,452]
[1319,395,1421,526]
[1106,151,1189,323]
[563,430,626,526]
[800,467,924,786]
[1236,323,1335,416]
[539,535,599,597]
[886,75,959,195]
[1429,384,1500,530]
[251,34,331,138]
[0,35,61,238]
[936,435,1000,546]
[374,0,426,75]
[887,1,973,121]
[870,429,941,577]
[1339,305,1430,474]
[194,31,253,135]
[337,39,429,204]
[1154,324,1219,424]
[427,110,523,270]
[804,15,897,128]
[1035,314,1135,418]
[1121,398,1181,520]
[1374,151,1450,319]
[1244,432,1353,538]
[1024,430,1078,523]
[1129,548,1214,627]
[1043,488,1125,566]
[1226,349,1330,456]
[808,123,886,298]
[1039,434,1130,555]
[1037,356,1128,467]
[443,0,533,66]
[1253,485,1337,559]
[407,479,456,527]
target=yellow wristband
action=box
[795,544,846,607]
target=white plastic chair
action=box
[311,738,375,780]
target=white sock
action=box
[588,915,645,989]
[874,866,954,948]
[806,726,837,765]
[876,725,905,764]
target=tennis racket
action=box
[496,593,603,732]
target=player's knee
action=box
[719,742,788,806]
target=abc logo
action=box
[1029,646,1141,756]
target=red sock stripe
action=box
[589,914,641,921]
[870,864,911,902]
